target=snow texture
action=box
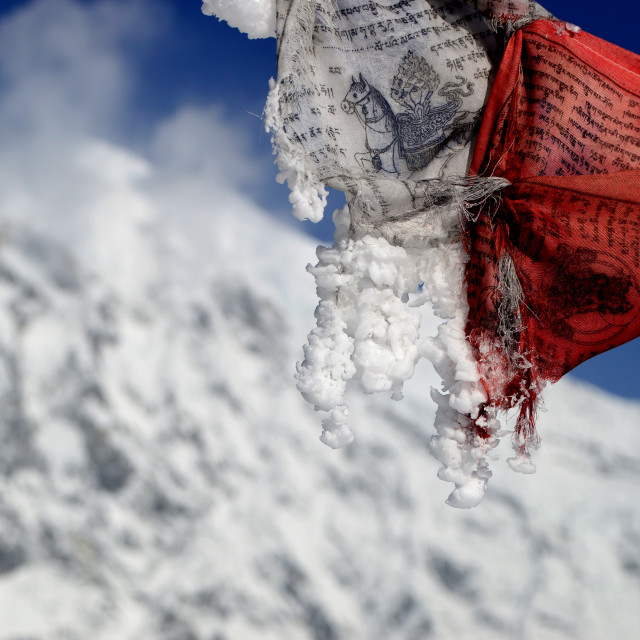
[2,146,640,639]
[293,200,500,507]
[264,79,328,223]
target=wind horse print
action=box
[341,52,479,177]
[270,0,640,507]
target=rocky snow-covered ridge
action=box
[0,218,639,640]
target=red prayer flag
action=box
[467,19,640,455]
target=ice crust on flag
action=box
[264,0,558,508]
[265,80,328,223]
[291,199,507,507]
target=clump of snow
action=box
[557,21,581,35]
[201,0,276,39]
[508,452,537,473]
[296,203,502,507]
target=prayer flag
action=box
[269,0,640,506]
[467,17,640,463]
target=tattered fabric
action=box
[269,0,640,506]
[467,19,640,458]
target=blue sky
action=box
[1,0,640,398]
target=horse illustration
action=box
[341,74,403,174]
[342,70,478,177]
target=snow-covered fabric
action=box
[267,0,548,507]
[266,1,640,506]
[269,0,552,226]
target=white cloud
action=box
[150,104,266,188]
[0,0,282,297]
[0,0,161,138]
[201,0,275,39]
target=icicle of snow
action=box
[416,239,498,508]
[296,206,422,446]
[201,0,276,39]
[296,195,518,507]
[508,453,537,474]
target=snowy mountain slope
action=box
[0,143,638,640]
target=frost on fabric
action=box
[265,49,520,506]
[265,80,328,223]
[295,203,508,508]
[213,0,543,507]
[202,0,327,221]
[201,0,276,39]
